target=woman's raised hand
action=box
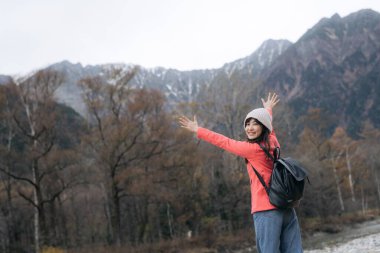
[261,92,280,110]
[178,115,199,133]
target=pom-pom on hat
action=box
[244,108,272,132]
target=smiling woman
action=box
[178,93,304,253]
[245,118,264,140]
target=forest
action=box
[0,68,379,253]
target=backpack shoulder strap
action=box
[247,160,270,195]
[259,144,278,161]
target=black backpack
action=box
[248,146,309,209]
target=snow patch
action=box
[324,28,339,40]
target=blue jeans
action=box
[253,208,303,253]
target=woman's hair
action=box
[245,118,271,158]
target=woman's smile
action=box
[245,119,263,139]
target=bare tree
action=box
[0,83,19,252]
[328,127,359,204]
[295,109,338,217]
[79,66,177,245]
[0,70,80,252]
[358,122,380,205]
[179,70,258,233]
[326,128,347,212]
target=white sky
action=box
[1,0,380,76]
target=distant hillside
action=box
[259,9,380,135]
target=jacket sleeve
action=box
[266,107,278,139]
[197,127,259,158]
[267,108,281,148]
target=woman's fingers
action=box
[178,116,190,126]
[178,115,198,132]
[269,93,279,104]
[262,92,280,109]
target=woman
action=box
[178,93,303,253]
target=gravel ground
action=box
[234,217,380,253]
[305,232,380,253]
[303,217,380,253]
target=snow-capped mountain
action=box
[39,38,290,116]
[2,9,380,136]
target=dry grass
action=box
[67,229,254,253]
[42,247,66,253]
[301,208,380,235]
[68,210,380,253]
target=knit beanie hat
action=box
[244,108,272,132]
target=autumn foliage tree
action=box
[0,70,83,252]
[78,66,192,246]
[193,72,256,232]
[1,66,380,253]
[357,122,380,210]
[295,108,337,217]
[0,83,20,252]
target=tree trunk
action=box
[345,147,356,202]
[23,94,41,253]
[48,200,58,246]
[136,198,149,244]
[372,165,380,204]
[5,122,15,253]
[32,160,48,253]
[333,165,345,212]
[377,173,380,204]
[111,181,121,246]
[166,202,173,238]
[360,185,366,215]
[2,170,14,253]
[100,183,113,244]
[57,196,68,248]
[32,165,40,253]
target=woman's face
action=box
[245,118,263,140]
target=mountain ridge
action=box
[257,9,380,134]
[2,9,379,136]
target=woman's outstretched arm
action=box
[177,115,259,158]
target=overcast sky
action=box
[1,0,380,76]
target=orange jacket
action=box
[196,109,280,213]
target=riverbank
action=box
[233,213,380,253]
[303,216,380,252]
[305,232,380,253]
[67,212,380,253]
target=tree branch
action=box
[0,165,37,188]
[18,190,38,209]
